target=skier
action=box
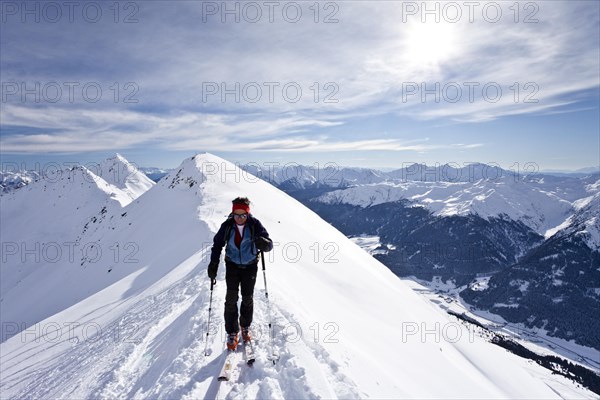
[208,196,273,351]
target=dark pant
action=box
[224,261,258,334]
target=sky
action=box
[1,0,599,171]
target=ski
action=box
[218,336,255,382]
[243,339,256,365]
[218,350,237,381]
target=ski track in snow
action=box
[1,248,354,400]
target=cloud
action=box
[0,104,344,152]
[0,1,598,154]
[1,104,482,154]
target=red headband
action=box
[232,203,250,214]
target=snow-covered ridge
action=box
[553,192,600,249]
[0,170,39,194]
[0,153,155,198]
[0,158,155,328]
[1,153,594,399]
[243,162,598,186]
[99,153,155,200]
[239,162,598,237]
[315,174,597,236]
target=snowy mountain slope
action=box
[0,164,142,329]
[242,163,386,188]
[554,191,600,249]
[315,174,596,235]
[306,200,543,286]
[0,158,208,335]
[0,154,155,197]
[98,153,155,200]
[306,174,599,350]
[0,170,39,194]
[242,161,596,236]
[0,154,595,399]
[461,191,600,349]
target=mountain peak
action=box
[113,152,127,162]
[166,153,256,189]
[99,154,154,200]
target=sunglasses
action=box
[233,213,248,219]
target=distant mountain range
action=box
[3,162,598,193]
[237,162,600,350]
[541,167,600,176]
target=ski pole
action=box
[204,277,216,356]
[260,251,278,363]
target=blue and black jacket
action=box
[210,214,273,266]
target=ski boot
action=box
[227,332,239,351]
[241,327,252,343]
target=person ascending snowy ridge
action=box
[208,196,273,351]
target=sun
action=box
[402,21,459,68]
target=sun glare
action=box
[403,21,459,68]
